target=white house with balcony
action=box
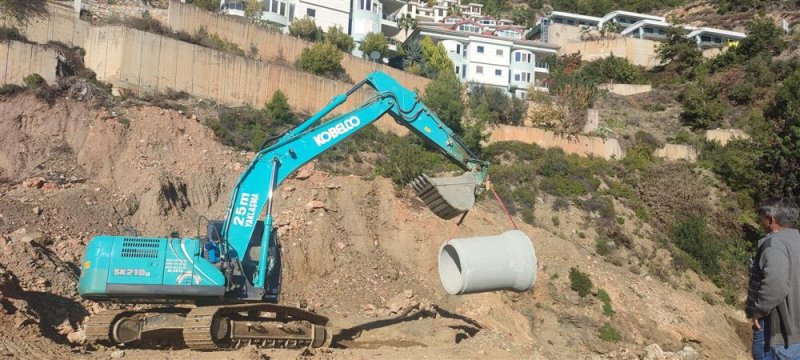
[415,24,559,98]
[537,9,746,49]
[404,0,483,23]
[220,0,405,55]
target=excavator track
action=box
[84,309,130,344]
[183,303,330,351]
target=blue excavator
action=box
[78,71,489,350]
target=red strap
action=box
[490,182,519,230]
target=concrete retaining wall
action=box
[487,125,624,160]
[83,26,385,115]
[561,37,661,69]
[167,0,430,92]
[705,128,750,145]
[0,2,90,46]
[655,144,697,162]
[0,40,58,86]
[599,83,652,96]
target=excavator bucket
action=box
[410,172,478,220]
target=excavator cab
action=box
[411,172,482,220]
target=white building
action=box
[404,0,483,23]
[537,9,745,49]
[220,0,406,52]
[415,24,559,98]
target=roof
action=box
[548,11,602,23]
[619,19,745,39]
[600,10,664,23]
[687,27,747,40]
[619,19,674,36]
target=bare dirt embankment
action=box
[0,94,752,359]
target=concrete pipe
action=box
[438,230,537,295]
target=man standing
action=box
[749,198,800,359]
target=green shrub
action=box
[598,323,621,342]
[579,54,648,84]
[187,0,220,11]
[288,17,323,42]
[23,73,46,89]
[0,84,24,96]
[264,90,297,126]
[671,217,722,278]
[551,215,560,226]
[194,27,245,56]
[0,26,27,42]
[539,176,588,197]
[597,289,615,316]
[325,25,354,52]
[468,84,528,126]
[359,32,389,60]
[595,238,610,256]
[423,71,464,135]
[677,82,724,130]
[375,137,456,186]
[295,42,346,79]
[569,267,593,297]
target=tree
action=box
[244,0,263,19]
[0,0,48,25]
[398,13,417,38]
[736,18,785,58]
[423,71,465,135]
[510,6,535,28]
[295,42,345,79]
[420,36,453,79]
[325,25,355,52]
[677,81,724,130]
[759,70,800,201]
[656,26,703,75]
[469,85,528,126]
[289,17,323,42]
[187,0,220,12]
[264,90,297,126]
[359,32,389,60]
[402,40,423,74]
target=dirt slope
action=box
[0,94,751,359]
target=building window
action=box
[456,44,461,54]
[644,27,654,34]
[307,8,315,17]
[496,49,503,56]
[714,37,724,43]
[265,0,288,16]
[514,73,520,81]
[566,19,575,25]
[514,52,521,62]
[495,69,502,76]
[360,0,371,11]
[656,29,665,35]
[477,46,484,53]
[476,66,483,74]
[701,35,712,42]
[554,18,563,24]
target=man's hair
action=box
[759,197,800,227]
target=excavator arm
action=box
[221,71,488,291]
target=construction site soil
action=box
[0,94,753,359]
